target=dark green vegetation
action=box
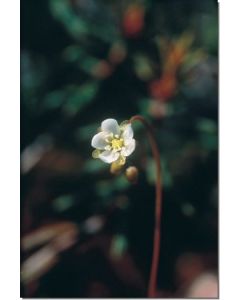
[21,0,218,297]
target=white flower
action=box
[91,118,136,165]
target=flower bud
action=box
[110,159,125,175]
[125,166,139,183]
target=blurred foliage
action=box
[21,0,218,297]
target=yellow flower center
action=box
[111,138,124,150]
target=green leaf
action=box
[52,195,74,212]
[133,54,154,81]
[146,157,172,187]
[49,0,119,43]
[64,82,99,115]
[196,118,217,134]
[62,46,86,63]
[82,159,108,173]
[75,123,99,141]
[43,90,67,109]
[110,234,128,259]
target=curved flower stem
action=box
[130,115,162,298]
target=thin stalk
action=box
[130,115,162,298]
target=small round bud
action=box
[92,149,100,159]
[125,166,139,183]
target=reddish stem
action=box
[130,115,162,298]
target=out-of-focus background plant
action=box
[21,0,218,297]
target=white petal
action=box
[122,124,134,142]
[121,139,136,157]
[91,132,108,149]
[101,119,120,135]
[99,150,120,163]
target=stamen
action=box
[111,138,124,151]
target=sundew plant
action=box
[91,116,162,297]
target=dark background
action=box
[21,0,218,297]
